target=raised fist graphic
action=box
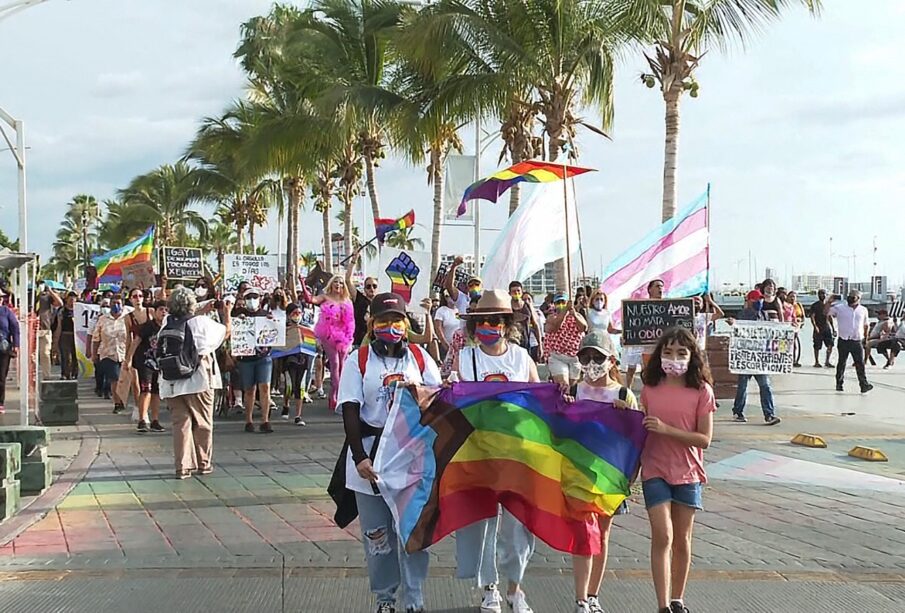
[384,252,420,303]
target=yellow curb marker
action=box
[848,446,888,462]
[790,433,827,448]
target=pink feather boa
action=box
[314,300,355,351]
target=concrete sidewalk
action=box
[1,364,905,612]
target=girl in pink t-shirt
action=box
[639,327,716,613]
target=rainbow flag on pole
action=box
[92,226,155,285]
[458,160,595,216]
[375,210,416,244]
[602,190,709,327]
[374,382,646,556]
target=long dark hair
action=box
[642,327,713,389]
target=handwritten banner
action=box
[729,320,796,375]
[230,316,256,357]
[162,246,204,281]
[224,254,279,294]
[621,299,695,346]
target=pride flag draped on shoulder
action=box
[374,382,646,556]
[602,191,710,326]
[92,226,155,285]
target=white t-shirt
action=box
[829,302,869,341]
[434,305,460,343]
[454,291,470,315]
[158,316,226,399]
[586,307,611,333]
[337,346,442,495]
[457,344,532,383]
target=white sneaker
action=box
[480,584,502,613]
[587,596,605,613]
[574,602,591,613]
[506,590,533,613]
[315,388,327,399]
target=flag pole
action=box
[705,183,711,293]
[572,177,587,285]
[562,155,573,299]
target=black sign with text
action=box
[621,298,696,346]
[162,247,204,281]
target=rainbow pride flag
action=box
[375,210,416,244]
[271,325,317,358]
[457,160,595,216]
[92,226,155,285]
[374,382,646,556]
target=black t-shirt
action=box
[60,308,75,334]
[809,301,829,332]
[353,292,371,346]
[134,319,161,370]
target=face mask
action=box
[111,303,123,315]
[246,298,260,311]
[373,321,406,344]
[661,357,690,376]
[592,299,605,311]
[290,315,302,325]
[555,303,568,313]
[847,296,858,305]
[468,287,483,300]
[582,361,609,382]
[511,291,522,301]
[474,323,505,346]
[100,306,111,315]
[195,287,208,298]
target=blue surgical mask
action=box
[110,304,122,316]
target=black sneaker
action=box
[813,362,822,368]
[375,603,395,613]
[112,403,125,414]
[259,422,274,433]
[137,420,149,433]
[670,603,690,613]
[765,416,781,426]
[836,385,844,392]
[244,423,256,433]
[861,383,874,394]
[825,362,835,368]
[150,420,165,432]
[404,608,424,613]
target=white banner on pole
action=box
[444,154,476,223]
[74,302,100,377]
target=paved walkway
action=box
[2,364,905,611]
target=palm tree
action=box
[117,162,209,247]
[628,0,822,220]
[336,208,378,267]
[207,219,238,279]
[384,226,424,251]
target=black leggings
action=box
[0,352,10,405]
[59,334,77,379]
[283,357,311,400]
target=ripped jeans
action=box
[355,491,429,609]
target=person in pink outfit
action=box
[302,275,355,411]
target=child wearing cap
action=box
[570,331,639,613]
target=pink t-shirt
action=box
[640,383,716,485]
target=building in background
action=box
[524,262,557,296]
[440,253,485,280]
[791,274,835,292]
[765,267,780,284]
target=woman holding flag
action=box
[454,289,539,613]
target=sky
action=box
[2,0,904,292]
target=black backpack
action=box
[156,315,200,380]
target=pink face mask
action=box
[661,358,690,376]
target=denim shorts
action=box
[642,478,703,510]
[237,357,273,390]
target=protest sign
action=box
[378,247,431,306]
[74,302,100,377]
[230,316,256,357]
[224,254,279,294]
[432,263,470,294]
[305,262,333,294]
[729,320,796,375]
[162,247,204,281]
[255,314,287,347]
[621,298,695,346]
[121,261,156,289]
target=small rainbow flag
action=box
[271,325,317,358]
[374,382,646,556]
[92,226,155,285]
[458,160,595,216]
[375,210,415,244]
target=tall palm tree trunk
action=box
[342,188,353,265]
[364,153,381,222]
[661,87,681,221]
[248,221,256,253]
[322,205,333,273]
[430,147,444,278]
[217,250,225,280]
[286,180,299,288]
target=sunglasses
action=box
[578,352,611,366]
[365,284,378,289]
[476,316,504,326]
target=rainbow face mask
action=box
[475,323,505,346]
[373,321,406,345]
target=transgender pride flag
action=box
[602,190,709,326]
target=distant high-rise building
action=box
[440,253,485,279]
[764,267,779,284]
[791,274,834,292]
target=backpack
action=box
[357,343,426,375]
[156,315,201,381]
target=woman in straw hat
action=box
[453,289,539,613]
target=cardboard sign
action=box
[163,247,204,281]
[120,262,156,290]
[224,254,279,294]
[377,247,432,306]
[621,298,696,346]
[230,316,256,357]
[74,302,100,377]
[729,321,796,375]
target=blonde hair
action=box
[590,289,609,309]
[325,275,350,302]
